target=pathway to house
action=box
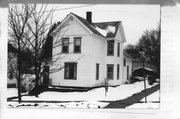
[104,84,160,108]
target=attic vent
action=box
[70,16,73,21]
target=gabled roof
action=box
[66,13,122,38]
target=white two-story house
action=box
[49,12,126,88]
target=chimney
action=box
[86,12,92,23]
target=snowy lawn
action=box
[7,88,19,98]
[7,81,160,109]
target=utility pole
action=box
[139,51,147,103]
[143,57,147,103]
[105,78,108,97]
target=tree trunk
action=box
[17,40,22,103]
[34,36,39,97]
[143,59,147,103]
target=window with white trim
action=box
[107,64,114,80]
[117,64,120,79]
[62,38,69,53]
[74,37,81,53]
[107,40,114,56]
[96,63,99,80]
[117,42,120,57]
[64,63,77,79]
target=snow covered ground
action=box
[127,90,160,109]
[7,81,160,109]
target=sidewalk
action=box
[104,84,160,108]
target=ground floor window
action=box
[124,58,126,66]
[96,63,99,80]
[107,64,114,80]
[127,65,129,80]
[64,63,77,79]
[117,64,120,79]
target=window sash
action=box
[117,43,120,57]
[62,38,69,53]
[107,65,114,79]
[96,64,99,80]
[64,63,77,79]
[117,65,120,79]
[107,41,114,56]
[124,58,126,66]
[74,37,81,53]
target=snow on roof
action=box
[93,25,116,37]
[93,22,120,38]
[133,67,154,71]
[94,25,107,36]
[107,26,116,34]
[71,13,120,38]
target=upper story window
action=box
[117,42,120,57]
[107,40,114,56]
[96,63,100,80]
[62,38,69,53]
[124,58,126,66]
[74,37,81,53]
[117,64,120,80]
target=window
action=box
[107,64,114,80]
[62,38,69,53]
[124,58,126,66]
[127,65,129,80]
[74,37,81,53]
[117,64,120,79]
[96,64,99,80]
[107,40,114,56]
[64,63,77,79]
[117,43,120,57]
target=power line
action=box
[9,4,97,27]
[9,4,96,14]
[44,4,96,13]
[42,4,96,22]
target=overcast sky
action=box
[50,4,160,46]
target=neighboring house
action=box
[123,51,133,83]
[49,12,126,88]
[123,50,157,83]
[8,43,18,88]
[132,60,157,73]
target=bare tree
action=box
[8,4,31,103]
[8,4,82,98]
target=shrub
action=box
[20,74,36,93]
